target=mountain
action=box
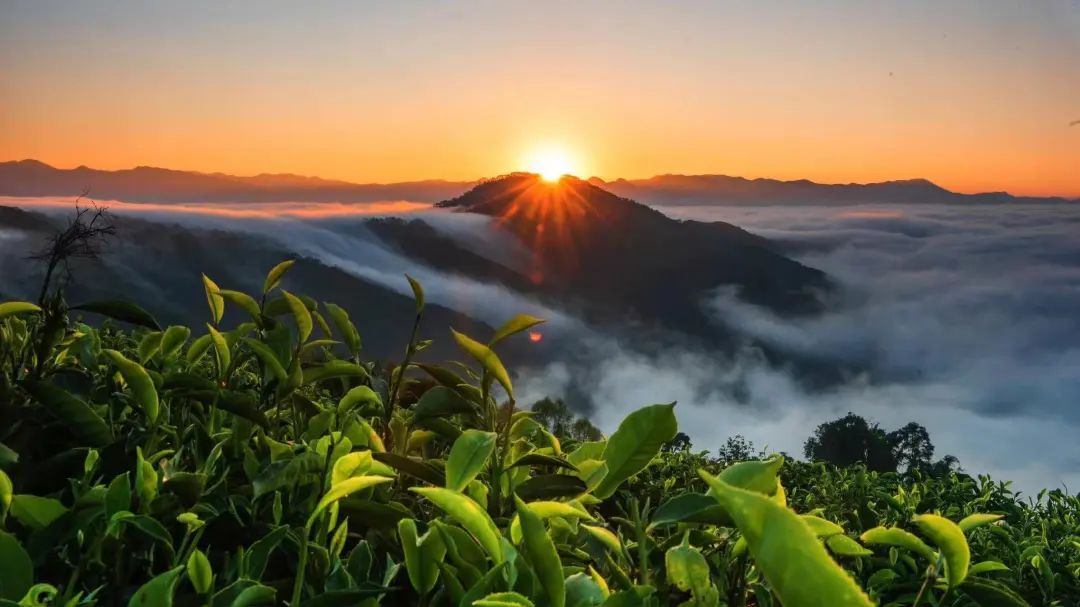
[4,160,1075,208]
[0,159,473,203]
[0,172,840,385]
[590,174,1077,206]
[432,173,829,335]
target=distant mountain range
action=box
[1,159,1074,206]
[0,159,473,203]
[589,174,1078,206]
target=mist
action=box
[3,196,1078,493]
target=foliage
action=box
[0,219,1076,606]
[804,413,960,476]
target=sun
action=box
[525,147,576,182]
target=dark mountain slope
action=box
[0,207,503,364]
[435,173,829,336]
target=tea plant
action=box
[0,259,1076,606]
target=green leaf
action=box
[240,338,287,383]
[488,314,545,346]
[649,494,728,529]
[0,470,11,524]
[582,525,623,555]
[575,459,608,492]
[0,302,41,321]
[959,578,1031,607]
[507,453,577,472]
[22,380,112,446]
[958,513,1003,533]
[825,534,872,558]
[699,470,874,607]
[201,275,224,325]
[564,573,605,607]
[302,360,368,385]
[127,565,184,607]
[413,386,476,420]
[159,326,191,359]
[263,260,295,294]
[331,451,373,486]
[515,496,564,607]
[337,385,382,415]
[219,290,262,323]
[451,329,513,399]
[324,303,362,355]
[515,474,587,501]
[713,456,784,496]
[109,513,175,559]
[228,584,276,607]
[446,430,497,492]
[0,531,32,600]
[859,526,936,562]
[474,592,535,607]
[665,534,713,602]
[72,300,160,330]
[410,487,503,564]
[801,515,845,538]
[398,518,447,595]
[105,473,131,519]
[592,403,677,499]
[307,476,392,528]
[252,453,322,499]
[281,290,312,343]
[969,560,1010,575]
[243,526,289,580]
[186,334,213,365]
[405,274,425,312]
[913,514,970,587]
[135,448,158,509]
[138,331,163,363]
[215,391,271,429]
[10,495,67,530]
[105,349,160,424]
[163,472,206,507]
[206,325,231,376]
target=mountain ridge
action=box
[590,173,1076,206]
[1,159,1074,206]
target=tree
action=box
[803,413,897,472]
[662,431,693,453]
[887,422,935,474]
[530,397,575,437]
[530,397,602,441]
[715,434,762,463]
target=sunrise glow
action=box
[525,148,576,182]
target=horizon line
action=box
[5,157,1078,200]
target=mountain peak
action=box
[435,171,829,321]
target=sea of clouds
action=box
[537,203,1080,494]
[3,196,1078,493]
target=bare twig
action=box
[29,191,117,305]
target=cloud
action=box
[632,203,1080,492]
[4,196,1078,492]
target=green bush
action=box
[0,260,1076,607]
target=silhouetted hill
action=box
[0,159,473,203]
[592,174,1076,206]
[0,206,503,364]
[433,173,829,335]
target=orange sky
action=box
[2,2,1078,197]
